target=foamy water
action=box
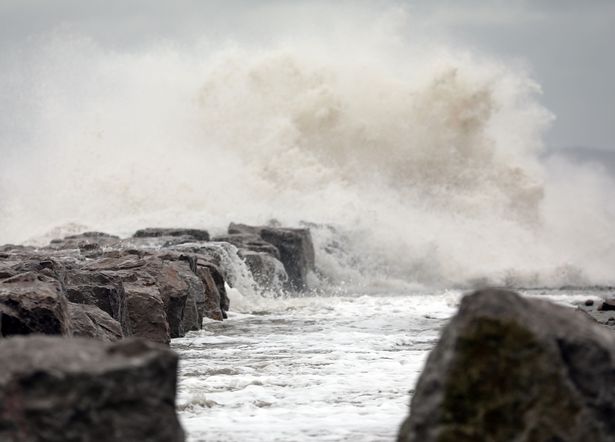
[172,290,598,441]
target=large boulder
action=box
[0,336,184,442]
[0,272,70,337]
[82,255,172,344]
[67,302,123,342]
[124,281,170,345]
[398,289,615,442]
[239,250,288,292]
[142,256,199,337]
[229,223,315,290]
[64,269,131,335]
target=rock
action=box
[124,281,170,345]
[0,272,70,337]
[0,336,184,442]
[398,289,615,442]
[240,250,288,291]
[0,255,69,284]
[64,270,131,335]
[576,298,615,331]
[133,228,210,242]
[195,264,225,321]
[67,302,123,342]
[82,254,171,344]
[142,257,197,337]
[213,233,281,259]
[227,223,315,290]
[48,231,120,253]
[259,228,315,290]
[598,298,615,311]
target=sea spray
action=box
[1,6,614,289]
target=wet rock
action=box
[576,297,615,331]
[68,302,123,342]
[0,255,69,284]
[227,223,315,290]
[48,231,120,252]
[133,228,210,242]
[598,298,615,311]
[213,233,281,259]
[0,272,70,337]
[125,281,170,345]
[240,250,288,291]
[0,336,184,442]
[81,255,171,343]
[142,257,197,337]
[398,288,615,442]
[259,228,315,288]
[64,270,131,335]
[195,264,225,321]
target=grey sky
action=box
[1,0,613,151]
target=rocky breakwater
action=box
[398,289,615,442]
[0,223,316,440]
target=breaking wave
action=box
[1,5,614,289]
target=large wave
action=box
[1,6,613,289]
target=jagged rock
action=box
[133,228,210,242]
[0,272,70,337]
[213,233,281,259]
[64,270,131,335]
[48,231,120,253]
[0,336,185,442]
[195,264,225,321]
[68,302,123,341]
[81,254,171,344]
[156,252,207,331]
[124,281,170,345]
[142,257,197,337]
[0,255,69,284]
[228,223,315,290]
[240,250,288,291]
[398,289,615,442]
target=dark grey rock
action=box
[0,336,184,442]
[81,255,171,344]
[68,302,123,342]
[398,289,615,442]
[599,298,615,311]
[0,272,70,337]
[64,270,131,335]
[240,250,288,291]
[213,233,281,259]
[133,228,210,242]
[48,231,120,253]
[227,223,315,290]
[124,280,170,345]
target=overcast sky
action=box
[1,0,613,151]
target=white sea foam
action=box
[1,4,614,288]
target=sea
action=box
[1,3,614,441]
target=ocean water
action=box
[1,3,614,440]
[172,290,598,442]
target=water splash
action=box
[1,5,614,289]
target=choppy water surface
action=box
[172,291,598,441]
[173,293,456,441]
